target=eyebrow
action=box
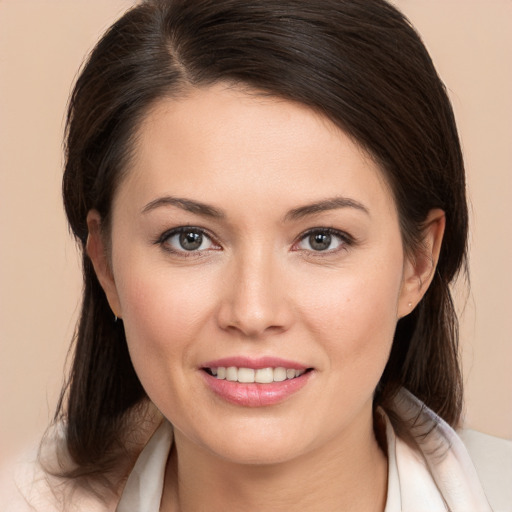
[142,196,225,218]
[284,196,370,221]
[141,195,369,221]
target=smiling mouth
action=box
[203,366,312,384]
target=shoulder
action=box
[459,428,512,512]
[0,457,117,512]
[389,389,511,510]
[0,414,162,512]
[0,433,119,512]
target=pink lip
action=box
[201,356,308,370]
[200,357,313,407]
[202,372,311,407]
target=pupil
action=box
[180,231,202,250]
[310,232,331,251]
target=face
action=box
[89,84,428,466]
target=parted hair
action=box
[57,0,467,478]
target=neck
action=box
[161,410,388,512]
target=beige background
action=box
[1,1,511,464]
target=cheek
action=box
[298,258,403,374]
[114,262,218,374]
[113,264,224,424]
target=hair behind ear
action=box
[377,269,463,427]
[52,254,146,477]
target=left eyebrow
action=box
[284,196,370,222]
[141,196,225,219]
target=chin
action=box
[216,439,307,466]
[193,418,316,466]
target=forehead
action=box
[117,83,396,219]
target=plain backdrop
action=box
[1,0,511,465]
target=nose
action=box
[216,247,293,338]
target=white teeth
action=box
[255,367,274,383]
[209,366,307,383]
[273,367,287,382]
[237,368,255,383]
[226,366,238,381]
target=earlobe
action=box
[86,210,122,319]
[398,209,445,318]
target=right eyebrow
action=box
[284,196,370,222]
[141,196,225,219]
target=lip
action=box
[200,357,313,407]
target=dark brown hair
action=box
[57,0,467,477]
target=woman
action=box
[3,0,511,510]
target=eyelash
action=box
[155,226,354,257]
[293,227,354,255]
[155,226,220,257]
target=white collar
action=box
[116,420,172,512]
[116,390,491,512]
[385,389,491,511]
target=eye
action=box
[295,228,349,252]
[158,227,219,253]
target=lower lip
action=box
[202,371,312,407]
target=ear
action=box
[86,210,122,319]
[397,208,445,318]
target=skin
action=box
[87,83,445,511]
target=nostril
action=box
[215,278,294,337]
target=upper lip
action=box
[201,356,309,370]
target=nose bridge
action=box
[218,241,290,337]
